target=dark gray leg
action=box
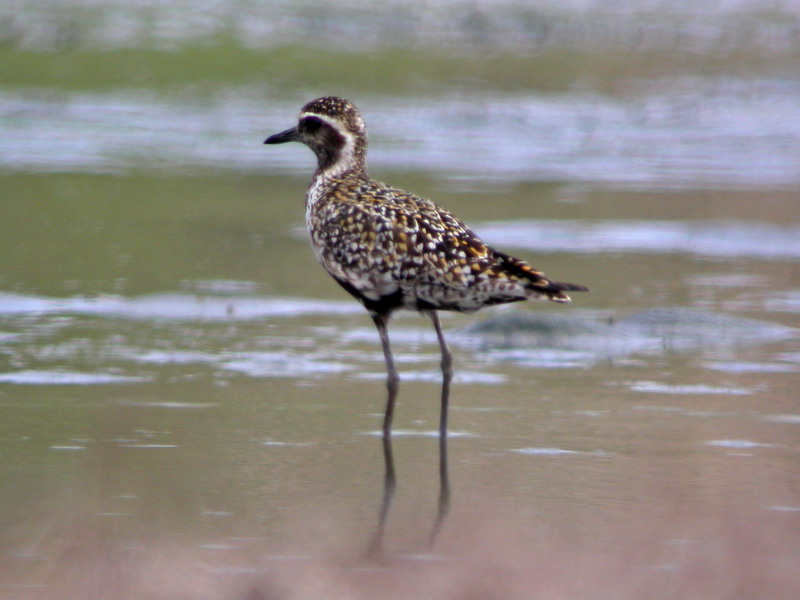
[429,311,453,439]
[372,313,399,438]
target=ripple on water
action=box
[362,429,476,438]
[764,291,800,313]
[629,381,753,396]
[0,291,361,321]
[119,401,218,409]
[455,308,797,365]
[724,290,800,314]
[118,444,179,449]
[128,350,220,365]
[776,352,800,364]
[706,439,775,449]
[631,406,738,419]
[511,447,579,455]
[486,348,598,369]
[704,361,797,374]
[49,445,88,451]
[0,370,149,385]
[475,219,800,260]
[220,352,353,378]
[262,439,314,447]
[355,370,507,384]
[2,79,799,189]
[510,447,609,457]
[180,279,261,295]
[763,414,800,424]
[684,273,772,288]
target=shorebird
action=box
[265,97,587,438]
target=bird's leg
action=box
[372,313,399,438]
[429,311,453,439]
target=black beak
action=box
[264,127,300,145]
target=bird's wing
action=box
[317,179,586,301]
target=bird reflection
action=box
[366,435,396,557]
[367,431,451,557]
[429,432,451,546]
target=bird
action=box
[264,96,587,439]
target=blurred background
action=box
[1,1,799,598]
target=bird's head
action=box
[265,96,367,175]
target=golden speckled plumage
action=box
[306,172,580,314]
[264,96,587,438]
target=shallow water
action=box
[3,81,800,188]
[2,1,800,598]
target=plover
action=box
[265,96,587,438]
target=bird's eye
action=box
[301,116,323,134]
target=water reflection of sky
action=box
[1,290,795,387]
[476,219,800,259]
[2,81,799,189]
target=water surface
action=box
[1,1,799,598]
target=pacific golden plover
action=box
[265,97,587,438]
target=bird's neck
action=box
[312,131,367,179]
[306,162,366,212]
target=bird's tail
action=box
[494,251,588,303]
[537,280,590,303]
